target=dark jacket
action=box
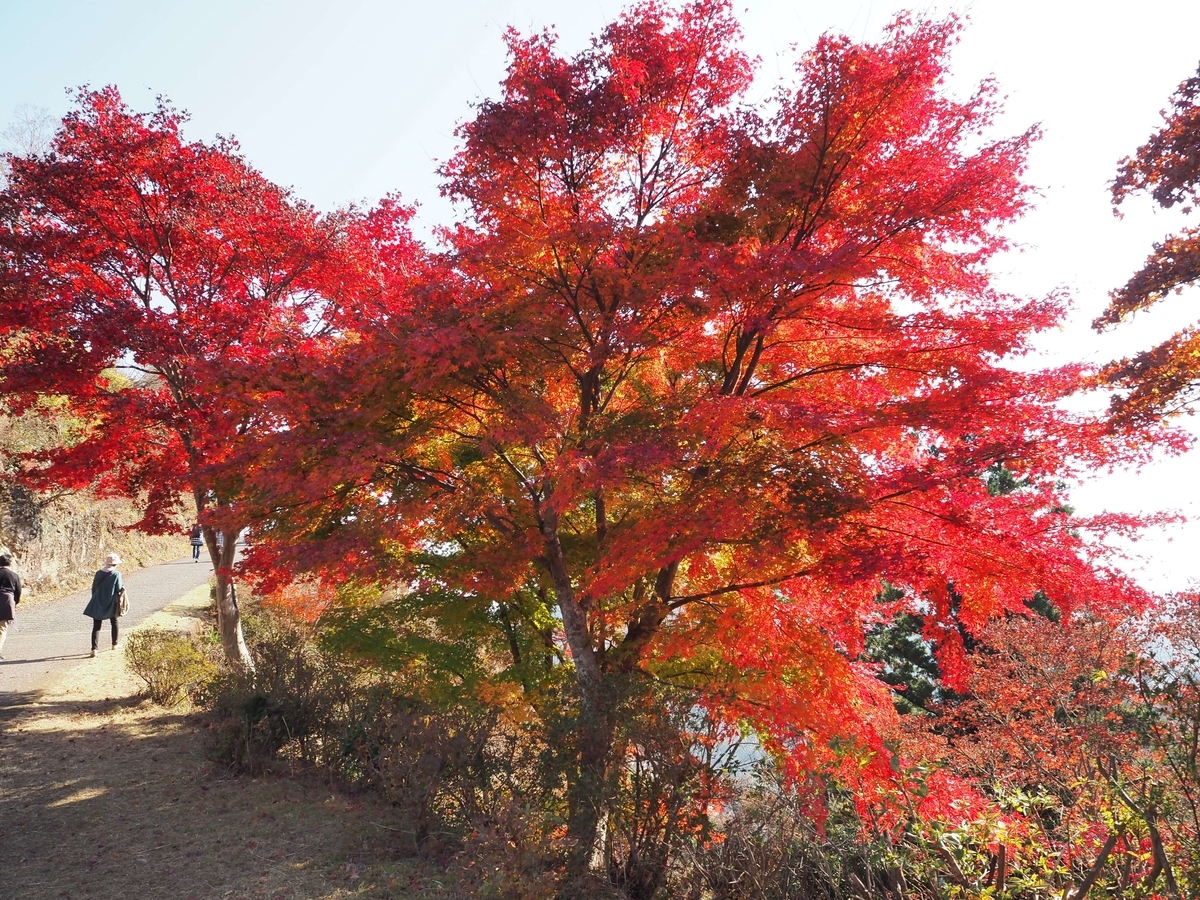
[0,565,21,621]
[83,568,123,620]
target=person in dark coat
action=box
[189,523,203,561]
[0,553,22,660]
[83,552,124,657]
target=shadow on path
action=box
[0,691,411,899]
[1,654,93,666]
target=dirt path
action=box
[0,587,461,899]
[0,556,215,713]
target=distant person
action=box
[189,523,203,561]
[83,552,124,658]
[0,553,22,660]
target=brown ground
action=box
[0,588,471,900]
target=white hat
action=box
[105,552,121,566]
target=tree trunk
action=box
[206,524,253,672]
[540,509,613,875]
[566,693,617,877]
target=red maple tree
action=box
[1096,60,1200,421]
[0,87,375,667]
[232,1,1161,862]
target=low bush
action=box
[195,610,942,898]
[201,612,357,775]
[197,609,561,861]
[670,777,916,900]
[125,627,215,706]
[353,690,530,853]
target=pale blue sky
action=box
[3,0,1200,589]
[5,1,1196,227]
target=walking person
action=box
[0,553,22,660]
[83,552,123,658]
[189,522,203,561]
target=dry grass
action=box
[0,589,476,900]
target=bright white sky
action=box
[3,0,1199,591]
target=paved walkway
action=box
[0,556,213,714]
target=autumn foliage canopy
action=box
[232,3,1153,798]
[0,1,1186,886]
[1096,61,1200,421]
[0,86,402,665]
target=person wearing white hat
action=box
[83,552,124,657]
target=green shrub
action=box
[125,628,215,706]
